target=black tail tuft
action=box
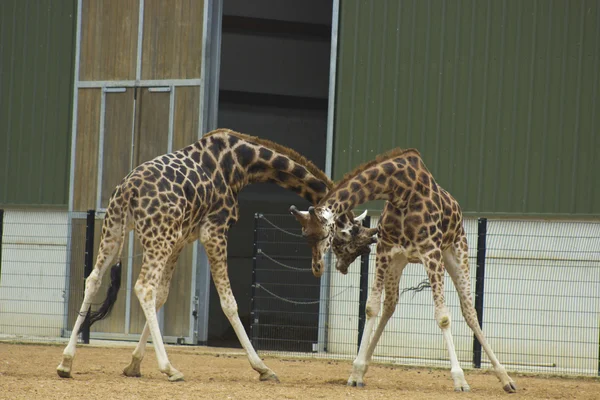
[400,278,431,297]
[79,262,122,333]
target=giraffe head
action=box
[289,206,377,277]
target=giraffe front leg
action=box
[124,254,177,378]
[134,247,183,382]
[348,248,401,387]
[443,244,516,393]
[347,293,381,387]
[203,233,279,382]
[424,254,470,392]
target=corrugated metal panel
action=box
[334,0,600,217]
[0,0,76,206]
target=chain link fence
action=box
[251,213,600,377]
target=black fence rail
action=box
[251,213,600,377]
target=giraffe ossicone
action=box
[292,147,516,393]
[57,128,375,382]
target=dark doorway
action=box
[207,0,333,347]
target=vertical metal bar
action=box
[195,0,223,345]
[96,90,106,210]
[325,0,340,178]
[136,0,145,81]
[200,0,223,133]
[317,0,340,354]
[473,217,488,368]
[168,86,175,153]
[68,0,83,211]
[250,213,259,348]
[357,216,371,352]
[82,209,96,344]
[0,209,4,284]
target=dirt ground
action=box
[0,343,598,400]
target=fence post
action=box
[81,210,96,344]
[357,216,371,352]
[0,209,4,285]
[250,213,259,348]
[473,217,488,368]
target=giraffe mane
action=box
[205,128,334,188]
[321,147,421,203]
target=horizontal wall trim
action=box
[77,79,202,88]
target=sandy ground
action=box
[0,342,598,400]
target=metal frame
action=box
[95,90,107,210]
[78,79,202,88]
[194,0,223,345]
[67,0,207,344]
[317,0,340,353]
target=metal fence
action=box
[251,213,600,377]
[2,208,599,377]
[0,209,93,344]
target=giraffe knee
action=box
[84,270,101,295]
[435,311,451,329]
[365,303,380,318]
[438,315,451,329]
[134,282,155,304]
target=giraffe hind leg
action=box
[57,237,122,378]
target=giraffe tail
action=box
[84,261,123,328]
[400,278,431,297]
[78,185,131,332]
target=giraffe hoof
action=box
[347,380,364,387]
[56,364,72,379]
[454,385,471,392]
[503,382,517,393]
[123,367,141,378]
[259,371,280,383]
[168,371,185,382]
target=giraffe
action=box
[57,128,377,382]
[290,147,517,393]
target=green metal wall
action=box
[334,0,599,217]
[0,0,76,206]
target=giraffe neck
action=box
[198,129,331,205]
[320,150,426,216]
